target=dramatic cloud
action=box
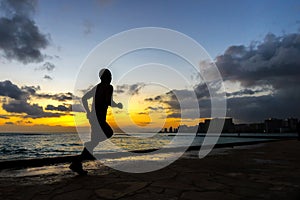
[145,32,300,122]
[216,32,300,89]
[226,92,300,123]
[0,80,27,100]
[0,0,50,64]
[0,80,82,118]
[0,80,77,102]
[21,85,40,95]
[3,100,62,118]
[216,31,300,122]
[143,88,205,119]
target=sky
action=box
[0,0,300,132]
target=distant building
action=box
[288,118,298,132]
[234,123,264,133]
[249,123,265,133]
[178,125,198,133]
[265,118,283,133]
[198,118,234,133]
[222,118,235,133]
[234,124,249,133]
[198,122,206,133]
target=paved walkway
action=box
[0,140,300,200]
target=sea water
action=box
[0,132,297,161]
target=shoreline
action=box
[0,138,285,170]
[0,139,299,199]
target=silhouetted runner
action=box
[70,68,122,175]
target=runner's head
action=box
[99,68,112,83]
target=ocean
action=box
[0,132,297,161]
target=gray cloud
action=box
[0,80,81,118]
[36,62,56,72]
[216,32,300,89]
[226,91,300,123]
[114,83,145,95]
[166,112,181,118]
[0,0,50,64]
[35,92,74,102]
[226,88,267,97]
[45,104,85,113]
[215,32,300,122]
[21,85,40,96]
[45,104,70,112]
[3,100,63,118]
[146,32,300,122]
[83,19,94,35]
[43,75,53,80]
[0,80,27,100]
[0,80,76,102]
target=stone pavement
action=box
[0,140,300,200]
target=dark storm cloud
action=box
[3,100,63,118]
[226,91,300,123]
[215,32,300,122]
[145,32,300,122]
[216,32,300,89]
[0,80,81,118]
[0,0,50,64]
[21,85,40,95]
[0,80,77,102]
[0,80,27,100]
